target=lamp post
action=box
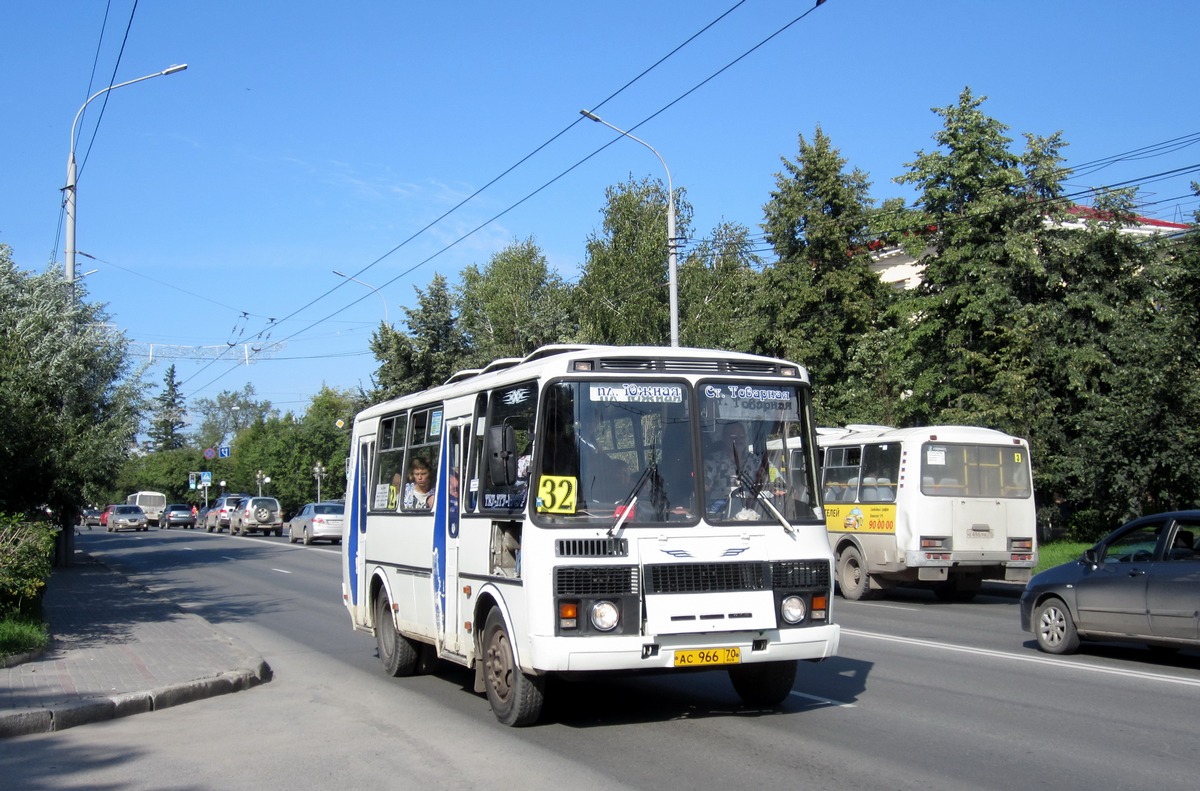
[580,109,679,348]
[333,270,389,326]
[64,64,187,302]
[256,470,270,496]
[313,462,327,502]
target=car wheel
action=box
[303,527,313,546]
[482,607,544,727]
[274,527,282,537]
[1034,597,1080,655]
[254,506,271,523]
[288,526,296,543]
[375,594,419,677]
[728,660,798,707]
[836,545,872,601]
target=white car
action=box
[106,505,148,532]
[286,502,344,545]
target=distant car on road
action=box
[231,496,283,536]
[206,494,246,533]
[79,508,103,527]
[106,504,149,532]
[286,502,344,545]
[161,503,196,529]
[1021,510,1200,655]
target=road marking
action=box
[790,690,856,708]
[272,568,292,574]
[843,628,1200,688]
[845,601,920,612]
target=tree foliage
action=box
[149,364,188,451]
[369,273,466,400]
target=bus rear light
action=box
[920,537,948,549]
[924,552,951,561]
[1011,554,1033,562]
[1009,539,1033,551]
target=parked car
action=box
[106,504,149,532]
[1020,510,1200,655]
[206,494,246,533]
[231,496,283,536]
[286,501,345,545]
[79,508,103,527]
[161,503,196,529]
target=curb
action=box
[0,658,271,739]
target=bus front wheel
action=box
[728,660,797,707]
[482,608,544,727]
[375,595,419,676]
[837,546,872,600]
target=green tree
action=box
[369,273,467,399]
[148,364,188,451]
[575,176,692,346]
[456,237,572,366]
[754,126,896,425]
[190,385,274,451]
[0,245,142,529]
[677,221,760,350]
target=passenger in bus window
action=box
[402,457,436,510]
[704,421,783,515]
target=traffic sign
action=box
[201,471,212,485]
[219,446,231,458]
[203,447,216,460]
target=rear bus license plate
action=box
[673,647,741,667]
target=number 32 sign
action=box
[536,475,577,514]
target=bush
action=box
[1066,508,1113,544]
[0,514,56,618]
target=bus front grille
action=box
[556,537,629,557]
[644,560,831,594]
[555,565,639,595]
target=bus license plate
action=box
[673,647,741,667]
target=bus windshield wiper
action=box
[737,470,794,536]
[607,463,657,537]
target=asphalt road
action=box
[3,528,1198,790]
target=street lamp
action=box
[64,64,188,302]
[333,269,389,326]
[256,470,271,496]
[313,462,327,502]
[580,109,679,348]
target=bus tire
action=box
[482,608,543,727]
[837,546,872,600]
[375,595,419,676]
[728,660,797,707]
[1034,597,1079,655]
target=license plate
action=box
[673,647,741,667]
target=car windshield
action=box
[116,506,140,514]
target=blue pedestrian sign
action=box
[201,471,212,485]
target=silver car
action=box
[231,496,283,536]
[1020,510,1200,655]
[106,504,149,532]
[286,502,344,545]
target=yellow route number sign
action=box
[537,475,578,514]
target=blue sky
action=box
[2,1,1198,421]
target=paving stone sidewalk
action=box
[1,553,270,738]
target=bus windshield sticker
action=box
[429,410,444,437]
[926,447,946,466]
[374,483,393,511]
[589,384,683,403]
[701,384,797,420]
[536,475,578,514]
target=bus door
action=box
[346,435,373,621]
[433,419,467,656]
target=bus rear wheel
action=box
[375,595,419,676]
[837,546,872,600]
[728,660,797,707]
[482,608,543,727]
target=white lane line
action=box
[790,690,856,708]
[271,568,292,574]
[845,601,920,612]
[843,628,1200,688]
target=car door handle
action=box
[1128,569,1145,577]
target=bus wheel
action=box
[375,595,419,676]
[482,608,544,727]
[837,546,871,600]
[1034,598,1079,655]
[728,660,797,707]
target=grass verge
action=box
[0,605,48,660]
[1036,540,1091,573]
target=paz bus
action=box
[817,425,1036,601]
[125,490,167,526]
[341,345,840,726]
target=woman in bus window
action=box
[403,457,436,510]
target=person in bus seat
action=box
[704,421,781,513]
[402,457,436,510]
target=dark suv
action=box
[206,494,246,533]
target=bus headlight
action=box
[590,601,620,631]
[781,595,806,625]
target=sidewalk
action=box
[0,552,270,738]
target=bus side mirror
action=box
[488,424,518,486]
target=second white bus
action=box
[126,490,167,526]
[342,345,840,725]
[817,425,1036,601]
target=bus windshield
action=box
[533,379,819,526]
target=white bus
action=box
[126,490,168,526]
[342,345,840,725]
[817,425,1037,601]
